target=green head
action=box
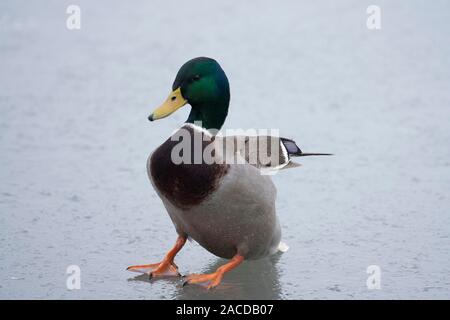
[149,57,230,130]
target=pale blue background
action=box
[0,0,449,299]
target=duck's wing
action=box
[217,135,332,171]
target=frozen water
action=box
[0,0,449,299]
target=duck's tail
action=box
[296,152,333,156]
[280,138,333,158]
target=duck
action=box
[127,57,331,289]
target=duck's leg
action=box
[183,254,244,289]
[127,236,186,278]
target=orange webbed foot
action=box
[183,272,224,289]
[127,261,181,278]
[183,254,244,289]
[127,236,186,279]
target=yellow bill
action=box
[148,87,187,121]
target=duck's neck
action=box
[186,98,229,131]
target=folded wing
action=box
[217,135,331,171]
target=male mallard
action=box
[127,57,330,289]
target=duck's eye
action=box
[193,75,201,81]
[171,96,176,101]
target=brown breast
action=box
[149,125,229,210]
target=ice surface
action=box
[0,0,449,299]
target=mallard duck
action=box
[127,57,330,289]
